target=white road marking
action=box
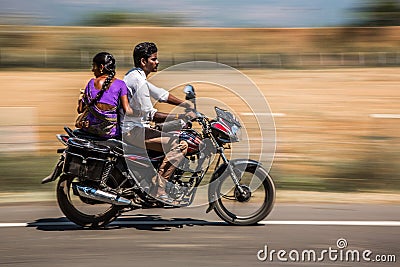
[1,220,400,228]
[241,112,286,117]
[259,220,400,226]
[0,223,29,227]
[241,113,400,119]
[369,114,400,119]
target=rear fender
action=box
[41,155,64,184]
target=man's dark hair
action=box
[133,42,158,68]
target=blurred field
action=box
[1,26,400,69]
[1,25,400,195]
[1,67,399,194]
[2,25,400,53]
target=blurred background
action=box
[0,0,399,197]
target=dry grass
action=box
[1,25,400,196]
[1,68,400,192]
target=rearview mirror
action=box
[183,84,196,100]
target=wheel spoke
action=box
[57,174,121,227]
[213,165,275,225]
[221,194,236,200]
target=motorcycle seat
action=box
[65,127,164,160]
[72,128,112,141]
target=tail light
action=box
[56,134,70,145]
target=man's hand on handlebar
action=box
[184,110,197,122]
[182,100,195,110]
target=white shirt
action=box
[123,68,169,128]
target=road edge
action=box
[0,190,399,205]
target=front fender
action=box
[206,159,263,213]
[209,159,262,184]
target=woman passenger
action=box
[76,52,132,139]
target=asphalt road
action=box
[0,201,399,267]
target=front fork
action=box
[217,147,245,195]
[203,119,243,192]
[206,148,245,214]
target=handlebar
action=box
[184,108,205,121]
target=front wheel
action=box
[56,175,121,228]
[212,163,275,225]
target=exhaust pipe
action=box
[73,184,132,206]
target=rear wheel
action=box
[213,164,275,225]
[56,175,121,228]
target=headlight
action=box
[231,125,239,135]
[231,125,241,141]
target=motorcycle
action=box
[42,85,275,227]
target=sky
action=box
[0,0,361,27]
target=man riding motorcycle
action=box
[41,48,276,227]
[122,42,195,202]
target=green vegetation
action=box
[77,12,187,27]
[2,154,398,194]
[272,149,400,193]
[350,0,400,26]
[0,155,59,192]
[323,151,400,192]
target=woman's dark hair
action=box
[93,52,116,90]
[133,42,158,68]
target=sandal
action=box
[156,194,180,206]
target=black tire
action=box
[213,164,275,225]
[56,175,121,228]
